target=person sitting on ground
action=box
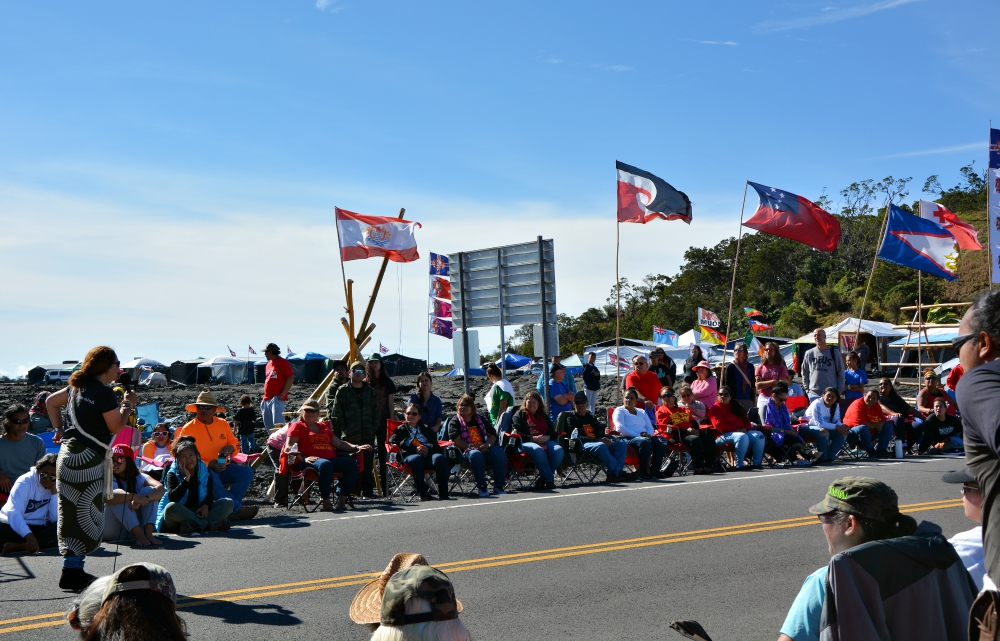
[155,436,234,536]
[511,391,565,491]
[278,399,368,511]
[232,394,258,455]
[484,363,515,430]
[140,424,174,481]
[802,387,849,463]
[558,391,631,482]
[691,361,718,408]
[0,453,57,554]
[546,364,576,424]
[677,385,707,423]
[0,404,46,501]
[843,389,894,458]
[709,385,765,471]
[916,369,957,417]
[625,354,664,422]
[103,444,164,546]
[877,378,924,453]
[409,371,445,437]
[111,385,141,450]
[28,391,53,433]
[173,391,257,521]
[369,564,469,641]
[683,345,705,384]
[649,348,676,389]
[755,341,791,416]
[67,563,187,641]
[917,396,964,454]
[390,403,449,501]
[842,351,867,405]
[661,387,719,475]
[612,388,668,479]
[777,477,974,641]
[942,468,994,592]
[725,343,757,410]
[446,395,507,498]
[763,383,820,466]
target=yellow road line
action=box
[0,498,962,635]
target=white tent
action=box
[582,346,650,376]
[198,355,253,385]
[791,318,906,344]
[121,358,166,369]
[138,368,168,387]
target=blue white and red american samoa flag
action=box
[989,129,1000,285]
[616,161,692,224]
[745,182,841,252]
[878,204,958,281]
[336,208,422,262]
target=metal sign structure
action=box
[449,237,557,396]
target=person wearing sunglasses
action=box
[330,361,381,499]
[139,424,174,481]
[0,453,58,554]
[915,369,957,418]
[389,402,449,501]
[776,477,973,641]
[102,444,164,546]
[942,468,994,592]
[0,403,47,497]
[659,387,718,475]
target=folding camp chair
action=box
[135,403,161,440]
[384,419,441,503]
[558,438,605,485]
[606,407,643,475]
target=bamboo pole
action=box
[853,200,892,346]
[720,181,750,385]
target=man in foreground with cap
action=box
[776,476,974,641]
[173,392,258,521]
[331,360,381,498]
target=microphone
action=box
[119,372,133,394]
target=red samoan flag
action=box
[336,207,422,262]
[918,200,982,250]
[744,182,841,252]
[616,161,692,224]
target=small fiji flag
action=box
[228,346,237,357]
[379,343,389,355]
[248,345,257,355]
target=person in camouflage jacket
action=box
[331,361,381,496]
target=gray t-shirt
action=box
[0,434,47,481]
[802,346,844,397]
[958,359,1000,581]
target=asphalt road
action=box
[0,455,973,641]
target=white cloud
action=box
[545,57,563,64]
[697,40,740,46]
[0,170,736,372]
[867,142,981,160]
[591,64,632,72]
[754,0,925,33]
[316,0,343,12]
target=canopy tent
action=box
[169,360,205,385]
[497,353,532,370]
[445,367,486,377]
[888,328,959,346]
[560,353,583,375]
[790,318,906,344]
[286,351,331,384]
[581,346,649,377]
[382,353,428,377]
[583,339,695,375]
[887,328,960,377]
[198,355,254,385]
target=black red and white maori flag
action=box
[616,161,692,225]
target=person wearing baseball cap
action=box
[369,564,468,641]
[329,360,381,498]
[942,468,995,592]
[777,477,974,641]
[261,343,295,432]
[102,444,164,547]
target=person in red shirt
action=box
[277,399,371,511]
[261,343,295,432]
[843,389,893,458]
[657,388,718,475]
[625,354,663,418]
[707,386,766,470]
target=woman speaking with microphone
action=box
[47,346,136,592]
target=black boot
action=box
[273,473,289,508]
[59,568,97,592]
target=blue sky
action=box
[0,0,995,375]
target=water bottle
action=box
[570,427,579,452]
[389,451,397,464]
[571,427,579,441]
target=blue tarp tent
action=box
[498,353,532,369]
[445,368,486,377]
[286,352,331,384]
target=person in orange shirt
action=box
[174,392,257,521]
[843,389,893,458]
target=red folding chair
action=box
[607,407,641,473]
[384,419,441,503]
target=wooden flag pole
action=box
[720,181,750,385]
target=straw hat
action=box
[350,553,462,624]
[184,391,226,413]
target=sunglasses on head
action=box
[38,471,56,481]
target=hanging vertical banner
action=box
[433,299,452,319]
[429,252,450,276]
[429,253,453,340]
[429,315,453,339]
[989,128,1000,284]
[431,277,451,300]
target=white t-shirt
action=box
[949,526,992,592]
[612,406,654,438]
[484,379,515,414]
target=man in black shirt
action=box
[918,396,963,454]
[955,290,1000,585]
[649,348,675,389]
[555,392,632,482]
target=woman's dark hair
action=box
[456,394,476,414]
[762,342,782,366]
[623,387,639,402]
[832,510,918,544]
[415,371,433,405]
[772,382,789,396]
[85,565,186,641]
[485,363,502,379]
[114,455,141,494]
[171,435,199,458]
[2,404,28,437]
[69,346,118,390]
[823,387,841,422]
[35,452,58,470]
[519,390,547,418]
[846,351,860,365]
[690,345,703,358]
[365,359,392,389]
[719,386,747,419]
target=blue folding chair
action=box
[39,431,60,455]
[136,403,161,439]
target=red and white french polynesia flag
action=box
[616,161,692,224]
[336,207,422,262]
[919,200,982,250]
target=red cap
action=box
[112,444,134,459]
